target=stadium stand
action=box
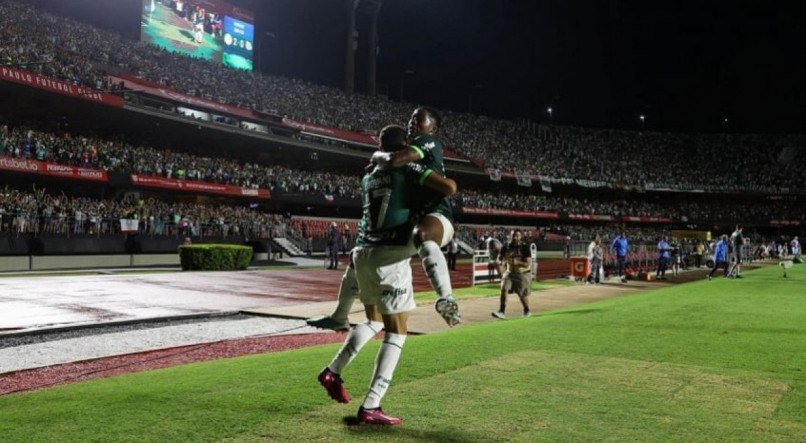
[1,126,802,225]
[0,0,804,193]
[0,0,802,271]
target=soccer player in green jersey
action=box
[307,106,461,330]
[318,125,457,426]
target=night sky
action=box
[34,0,806,133]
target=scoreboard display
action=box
[141,0,255,70]
[221,15,254,69]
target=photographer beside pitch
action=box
[491,229,533,319]
[317,125,457,426]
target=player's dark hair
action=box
[379,125,408,152]
[417,106,442,129]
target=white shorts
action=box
[420,212,454,248]
[354,245,416,315]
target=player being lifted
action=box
[318,125,457,425]
[307,106,461,330]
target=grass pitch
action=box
[0,265,803,441]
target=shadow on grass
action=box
[343,415,486,442]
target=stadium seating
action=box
[0,0,802,260]
[0,0,804,194]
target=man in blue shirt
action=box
[707,234,730,280]
[610,231,629,283]
[656,236,671,280]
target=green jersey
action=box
[409,134,454,221]
[356,164,421,247]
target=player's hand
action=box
[370,151,391,168]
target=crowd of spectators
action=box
[512,125,806,193]
[1,184,801,266]
[456,223,671,249]
[1,1,804,195]
[0,125,357,198]
[458,222,799,265]
[543,224,673,246]
[0,186,287,238]
[457,189,803,223]
[543,224,799,265]
[1,124,803,225]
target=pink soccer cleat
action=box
[318,368,350,403]
[358,406,403,425]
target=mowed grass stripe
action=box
[0,265,803,441]
[272,350,796,442]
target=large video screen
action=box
[141,0,255,70]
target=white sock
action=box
[328,321,382,374]
[362,332,406,409]
[331,265,358,323]
[419,240,453,299]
